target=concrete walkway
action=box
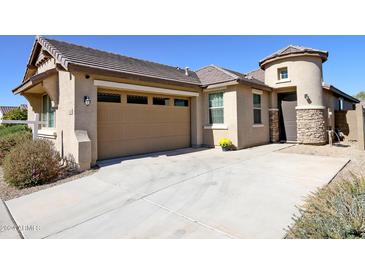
[0,199,21,239]
[5,144,349,239]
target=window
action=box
[253,93,262,124]
[278,67,288,80]
[174,99,189,107]
[127,95,148,104]
[209,92,224,124]
[338,97,344,110]
[42,94,55,128]
[97,93,121,103]
[153,97,170,106]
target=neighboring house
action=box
[0,104,27,119]
[13,37,359,169]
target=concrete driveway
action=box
[6,144,349,239]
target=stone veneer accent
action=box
[269,109,279,142]
[297,108,326,144]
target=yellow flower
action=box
[218,138,232,148]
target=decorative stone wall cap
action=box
[269,108,279,111]
[295,105,326,110]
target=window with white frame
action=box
[209,92,224,125]
[253,93,262,124]
[42,94,55,128]
[209,92,224,124]
[278,67,288,80]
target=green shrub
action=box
[3,139,61,188]
[286,176,365,239]
[0,124,31,139]
[0,131,32,165]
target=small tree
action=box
[2,107,27,127]
[354,91,365,101]
[3,107,27,121]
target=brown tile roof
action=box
[36,36,201,86]
[196,65,238,86]
[196,65,270,90]
[259,45,328,67]
[0,106,21,115]
[245,68,265,83]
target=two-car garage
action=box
[97,89,192,160]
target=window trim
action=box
[208,91,224,125]
[252,92,262,125]
[41,94,55,129]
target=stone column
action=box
[269,108,279,142]
[296,107,326,145]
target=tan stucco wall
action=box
[55,71,78,164]
[236,85,270,148]
[264,56,324,108]
[25,93,42,134]
[190,94,204,147]
[73,72,98,165]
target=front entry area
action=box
[97,91,191,160]
[278,92,297,142]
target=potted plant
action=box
[218,138,233,151]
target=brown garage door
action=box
[97,92,191,160]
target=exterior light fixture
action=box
[304,93,312,104]
[84,96,91,106]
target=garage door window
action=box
[153,97,170,106]
[97,93,121,103]
[174,99,189,107]
[209,92,224,124]
[127,95,148,104]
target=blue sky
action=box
[1,35,365,106]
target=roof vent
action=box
[185,67,190,76]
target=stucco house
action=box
[13,37,359,169]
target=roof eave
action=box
[259,51,329,69]
[68,63,202,89]
[237,78,272,92]
[323,84,360,103]
[13,68,58,94]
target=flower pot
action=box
[221,146,230,151]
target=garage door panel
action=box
[98,103,124,123]
[97,96,191,160]
[98,124,124,142]
[123,106,151,123]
